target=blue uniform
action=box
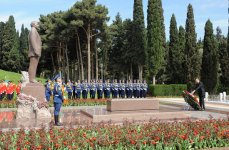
[135,83,141,98]
[89,83,97,99]
[82,83,89,99]
[45,82,52,102]
[75,83,82,99]
[119,83,125,98]
[104,83,111,98]
[66,83,73,100]
[97,83,103,99]
[53,83,63,116]
[112,83,119,98]
[140,83,148,98]
[128,83,133,98]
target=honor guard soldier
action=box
[72,82,76,99]
[89,80,97,99]
[82,80,89,99]
[133,80,137,98]
[75,80,82,99]
[120,80,126,98]
[97,79,104,99]
[16,81,22,96]
[128,80,133,98]
[53,77,63,126]
[135,80,141,98]
[45,79,52,102]
[141,80,148,98]
[104,79,111,99]
[66,80,73,100]
[125,80,130,98]
[112,79,119,98]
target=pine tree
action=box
[167,14,184,83]
[147,0,166,84]
[201,20,218,94]
[132,0,146,80]
[184,4,200,90]
[2,16,20,72]
[19,24,29,71]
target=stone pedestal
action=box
[107,99,159,112]
[22,83,45,103]
[16,82,51,120]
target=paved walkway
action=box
[158,97,229,112]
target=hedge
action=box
[149,84,187,96]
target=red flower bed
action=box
[0,119,228,149]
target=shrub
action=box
[149,84,187,96]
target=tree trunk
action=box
[75,36,81,80]
[77,33,84,80]
[51,52,56,74]
[65,44,70,81]
[153,75,156,85]
[87,24,91,82]
[130,63,133,81]
[139,65,143,81]
[95,42,98,81]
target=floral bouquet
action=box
[182,91,201,110]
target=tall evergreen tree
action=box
[147,0,166,84]
[1,16,20,72]
[219,37,229,91]
[167,14,184,83]
[201,20,218,94]
[19,24,29,71]
[184,4,200,90]
[0,22,5,63]
[178,26,186,82]
[132,0,146,80]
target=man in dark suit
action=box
[28,21,42,83]
[191,78,206,110]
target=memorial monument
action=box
[16,21,51,120]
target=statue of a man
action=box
[28,21,42,83]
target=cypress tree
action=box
[19,24,29,71]
[132,0,146,80]
[0,22,5,64]
[184,4,200,90]
[219,38,229,91]
[201,20,218,94]
[2,16,20,71]
[178,26,186,82]
[147,0,166,84]
[167,14,184,83]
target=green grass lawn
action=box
[0,69,45,83]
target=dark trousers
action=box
[7,93,14,100]
[76,90,81,99]
[73,91,76,99]
[0,94,2,100]
[82,90,88,99]
[90,90,96,99]
[112,90,118,98]
[68,92,72,100]
[54,102,62,115]
[126,90,129,98]
[46,95,51,102]
[199,96,205,110]
[120,90,125,98]
[135,90,140,98]
[97,90,103,99]
[104,90,110,99]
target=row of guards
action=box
[0,80,22,100]
[45,79,148,101]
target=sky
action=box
[0,0,228,40]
